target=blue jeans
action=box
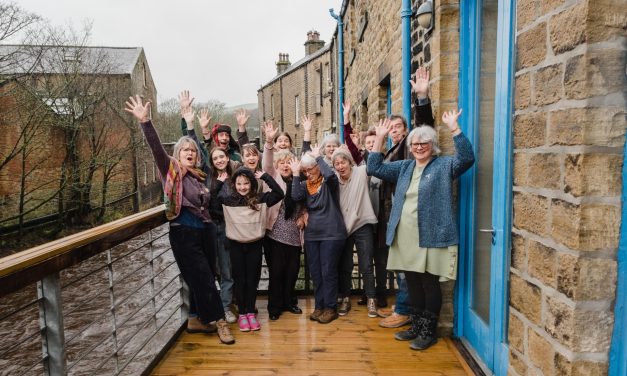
[215,220,234,311]
[394,272,411,315]
[305,239,345,310]
[339,224,376,298]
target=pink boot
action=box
[247,313,260,331]
[238,314,250,332]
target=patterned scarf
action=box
[306,175,324,196]
[163,158,207,220]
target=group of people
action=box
[124,67,475,351]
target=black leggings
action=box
[229,239,263,315]
[266,238,301,315]
[404,271,442,316]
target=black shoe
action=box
[285,305,303,314]
[394,314,423,341]
[269,313,281,321]
[357,295,367,305]
[376,295,388,308]
[410,311,438,350]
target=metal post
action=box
[330,8,345,142]
[401,0,413,128]
[38,273,67,376]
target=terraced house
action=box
[263,0,627,374]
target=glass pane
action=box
[472,0,498,324]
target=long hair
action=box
[230,167,260,211]
[273,132,293,148]
[209,147,234,178]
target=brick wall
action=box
[509,1,627,374]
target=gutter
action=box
[330,8,345,142]
[401,0,413,128]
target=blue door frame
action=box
[455,0,515,375]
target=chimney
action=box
[304,30,325,55]
[276,53,291,75]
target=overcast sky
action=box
[16,0,342,107]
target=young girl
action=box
[215,167,284,331]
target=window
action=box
[295,95,300,125]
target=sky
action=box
[15,0,342,107]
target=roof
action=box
[258,44,332,90]
[0,45,143,75]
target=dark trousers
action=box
[374,245,390,297]
[266,238,301,315]
[338,224,376,298]
[405,271,442,315]
[305,239,345,310]
[229,239,263,314]
[169,224,224,324]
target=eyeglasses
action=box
[303,166,319,174]
[410,141,431,149]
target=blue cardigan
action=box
[366,133,475,248]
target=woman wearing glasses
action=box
[366,109,474,351]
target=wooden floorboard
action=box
[151,297,474,375]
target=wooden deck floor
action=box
[151,297,474,376]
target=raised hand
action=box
[236,109,250,131]
[288,157,301,176]
[349,133,361,148]
[309,144,320,158]
[442,109,463,132]
[181,106,195,128]
[264,120,278,141]
[178,90,195,111]
[410,66,430,99]
[342,101,351,124]
[302,115,313,132]
[254,170,265,179]
[375,118,392,139]
[197,108,212,134]
[217,171,228,182]
[124,95,151,123]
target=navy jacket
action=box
[367,133,475,248]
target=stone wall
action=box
[509,0,626,375]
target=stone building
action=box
[257,31,336,153]
[0,45,161,242]
[308,0,626,374]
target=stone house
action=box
[0,45,162,237]
[261,0,626,375]
[257,31,336,153]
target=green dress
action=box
[387,165,458,282]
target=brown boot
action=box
[216,319,235,345]
[186,317,217,333]
[318,308,339,324]
[309,309,323,322]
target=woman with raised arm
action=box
[262,121,306,321]
[367,109,474,351]
[124,95,235,345]
[290,146,347,324]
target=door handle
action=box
[479,228,496,245]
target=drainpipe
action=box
[330,8,344,142]
[401,0,412,128]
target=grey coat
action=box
[366,133,475,248]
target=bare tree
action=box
[156,97,228,143]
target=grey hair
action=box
[300,152,317,168]
[320,134,340,153]
[331,148,355,167]
[406,126,441,155]
[274,149,295,166]
[173,136,202,167]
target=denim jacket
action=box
[366,133,475,248]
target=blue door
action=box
[456,0,515,375]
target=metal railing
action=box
[0,205,377,376]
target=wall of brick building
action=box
[509,0,626,375]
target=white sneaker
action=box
[224,310,237,324]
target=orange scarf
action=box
[306,175,324,195]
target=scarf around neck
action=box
[163,158,207,220]
[306,175,324,196]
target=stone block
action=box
[511,233,527,272]
[580,204,620,251]
[527,153,561,190]
[556,351,609,376]
[540,0,566,14]
[564,153,622,197]
[436,4,459,30]
[510,273,542,325]
[513,152,528,187]
[513,192,550,237]
[509,350,527,375]
[517,0,537,31]
[509,311,525,354]
[548,107,626,147]
[551,199,581,249]
[513,112,546,149]
[544,295,575,347]
[528,329,555,376]
[533,64,563,106]
[558,253,617,301]
[527,240,557,288]
[549,2,587,54]
[573,309,614,352]
[586,1,627,44]
[515,73,531,111]
[565,50,627,100]
[517,23,546,69]
[557,253,580,299]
